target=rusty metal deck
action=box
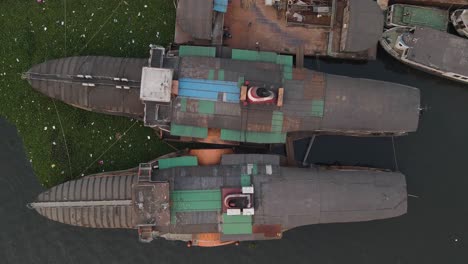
[175,0,383,60]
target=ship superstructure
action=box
[451,9,468,38]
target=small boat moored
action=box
[385,4,449,31]
[451,9,468,38]
[380,26,468,84]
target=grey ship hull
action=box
[29,153,407,244]
[25,55,420,138]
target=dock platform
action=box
[175,0,385,61]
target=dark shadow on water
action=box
[1,50,468,263]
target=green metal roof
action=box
[171,189,221,212]
[179,45,216,57]
[283,65,293,80]
[170,124,208,138]
[311,100,325,117]
[158,156,198,169]
[222,214,253,234]
[232,49,277,63]
[220,129,286,144]
[171,189,222,224]
[390,5,448,31]
[241,174,251,186]
[231,49,293,81]
[197,100,216,114]
[271,111,284,133]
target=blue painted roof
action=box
[178,78,239,103]
[214,0,228,13]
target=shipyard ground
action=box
[0,0,177,187]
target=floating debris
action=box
[43,126,47,131]
[51,164,56,168]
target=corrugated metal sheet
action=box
[222,214,253,234]
[179,46,216,57]
[33,175,137,228]
[241,174,251,187]
[221,154,281,166]
[170,124,208,138]
[171,190,221,211]
[283,65,293,80]
[214,0,228,13]
[276,55,293,66]
[232,49,278,63]
[158,156,198,169]
[311,100,324,117]
[218,69,225,80]
[232,50,294,67]
[178,78,239,102]
[271,111,284,133]
[220,129,286,143]
[198,100,216,114]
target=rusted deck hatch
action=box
[132,182,170,227]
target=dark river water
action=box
[1,49,467,263]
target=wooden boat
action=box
[24,46,421,145]
[451,9,468,38]
[380,26,468,84]
[28,149,407,246]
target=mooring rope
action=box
[52,99,73,179]
[78,0,124,54]
[63,0,67,56]
[77,119,139,177]
[391,136,399,171]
